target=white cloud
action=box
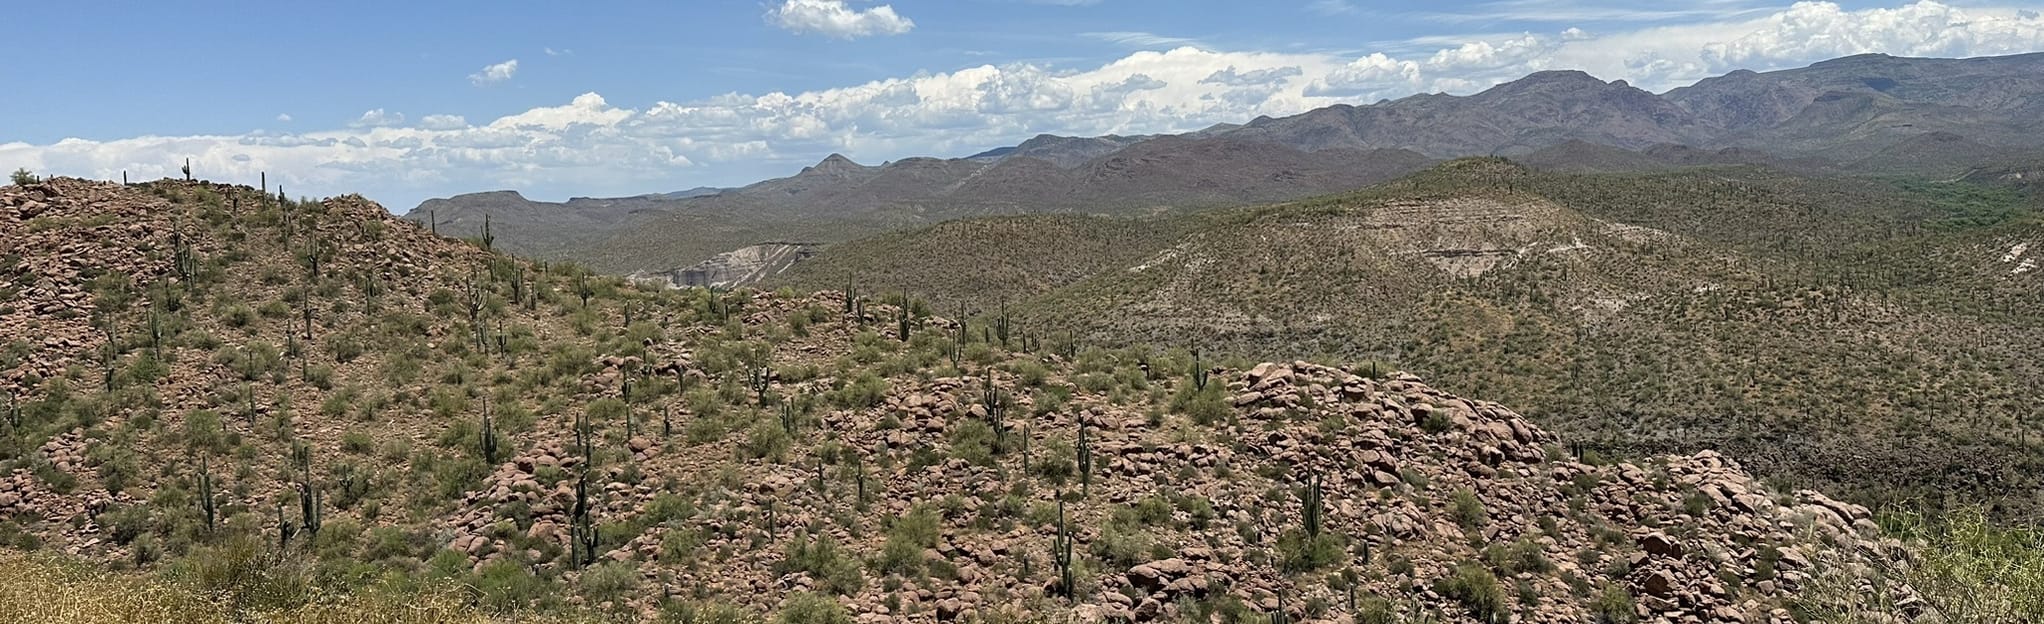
[469,59,519,86]
[1307,0,1357,16]
[767,0,914,39]
[1425,0,1776,24]
[1085,31,1204,48]
[276,113,293,123]
[2,2,2040,210]
[419,114,469,130]
[349,109,405,128]
[544,47,572,56]
[1200,65,1306,87]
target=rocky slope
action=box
[773,159,2044,521]
[0,177,1951,622]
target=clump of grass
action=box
[1885,509,2044,621]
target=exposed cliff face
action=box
[627,242,817,288]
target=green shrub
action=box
[830,371,888,408]
[877,507,939,576]
[742,420,792,461]
[776,592,853,624]
[471,558,549,613]
[1484,538,1552,574]
[1170,383,1230,426]
[578,561,640,607]
[1357,595,1396,624]
[776,534,864,595]
[1589,583,1637,623]
[946,419,1005,467]
[340,430,375,455]
[1276,529,1345,572]
[1450,488,1488,530]
[1434,562,1507,622]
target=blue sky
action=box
[4,1,2042,210]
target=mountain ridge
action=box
[406,52,2044,282]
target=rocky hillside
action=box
[773,159,2044,522]
[1,176,2011,622]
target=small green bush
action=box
[776,592,853,624]
[1434,562,1508,622]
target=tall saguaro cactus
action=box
[1053,498,1075,599]
[1077,420,1094,495]
[1302,471,1324,538]
[197,454,217,533]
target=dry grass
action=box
[0,550,582,624]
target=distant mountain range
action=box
[404,52,2044,280]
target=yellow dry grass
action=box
[0,551,584,624]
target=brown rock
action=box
[1133,597,1162,621]
[1640,532,1683,558]
[935,598,964,621]
[1642,569,1677,597]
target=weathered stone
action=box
[1640,532,1684,558]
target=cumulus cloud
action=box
[767,0,914,39]
[2,1,2040,210]
[418,114,469,130]
[276,113,293,123]
[469,59,519,86]
[349,109,405,128]
[1200,65,1306,86]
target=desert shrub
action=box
[742,420,792,461]
[1434,562,1507,622]
[1277,528,1345,572]
[830,371,888,408]
[1357,595,1396,624]
[1589,583,1637,623]
[1484,538,1552,574]
[946,419,1006,467]
[1873,509,2044,623]
[776,534,864,595]
[578,561,640,607]
[776,592,853,624]
[340,430,375,455]
[161,534,314,614]
[877,507,940,576]
[470,558,548,613]
[1170,382,1230,426]
[1450,488,1488,530]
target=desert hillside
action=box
[4,177,2034,623]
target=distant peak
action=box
[442,190,528,202]
[1522,69,1602,83]
[1812,53,1896,67]
[1488,70,1610,94]
[804,153,869,175]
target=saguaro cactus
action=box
[1053,498,1075,598]
[197,455,217,532]
[1077,420,1094,495]
[1303,471,1324,538]
[481,400,500,465]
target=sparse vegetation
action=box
[0,171,2035,624]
